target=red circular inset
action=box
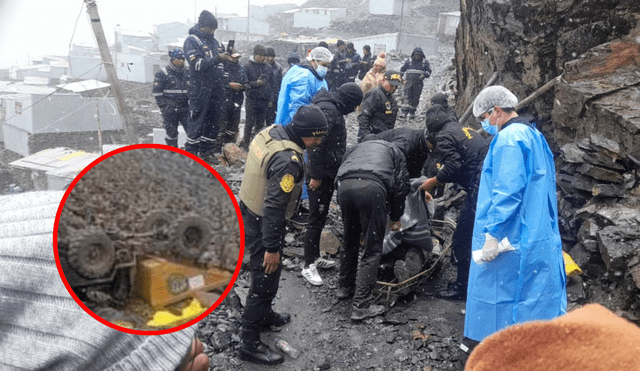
[53,144,244,335]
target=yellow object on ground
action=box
[147,298,207,328]
[563,251,582,277]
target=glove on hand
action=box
[482,233,499,262]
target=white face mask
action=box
[316,64,328,77]
[481,118,498,135]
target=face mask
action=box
[316,64,328,78]
[481,118,498,135]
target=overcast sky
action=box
[0,0,304,69]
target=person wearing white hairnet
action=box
[456,85,567,370]
[275,46,333,126]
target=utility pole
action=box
[247,0,251,42]
[84,0,137,145]
[397,0,405,53]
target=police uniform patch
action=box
[280,174,295,193]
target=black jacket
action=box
[308,89,348,179]
[336,140,410,221]
[357,85,398,141]
[375,128,430,178]
[222,60,247,106]
[243,57,272,101]
[268,61,283,103]
[426,106,488,192]
[358,52,374,80]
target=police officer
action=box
[152,49,189,147]
[238,104,328,365]
[357,70,404,141]
[420,104,489,301]
[399,47,432,117]
[183,10,229,160]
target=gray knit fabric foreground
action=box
[0,191,196,371]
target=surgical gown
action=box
[464,117,567,342]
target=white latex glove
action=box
[482,233,499,262]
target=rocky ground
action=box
[193,47,473,371]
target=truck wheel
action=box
[170,214,212,259]
[142,210,172,252]
[67,228,115,279]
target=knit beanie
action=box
[337,82,364,114]
[198,10,218,29]
[289,104,328,138]
[465,304,640,371]
[373,53,386,68]
[287,50,301,64]
[266,47,276,57]
[337,39,345,47]
[430,92,449,108]
[425,104,453,143]
[253,44,266,56]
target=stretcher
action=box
[374,219,457,308]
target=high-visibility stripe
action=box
[163,89,188,94]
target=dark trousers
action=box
[337,178,387,308]
[219,101,242,144]
[451,182,479,290]
[240,203,283,342]
[403,79,424,113]
[243,99,268,144]
[303,175,335,266]
[266,102,277,126]
[161,103,189,147]
[186,88,222,155]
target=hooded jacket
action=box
[275,59,328,126]
[183,26,225,101]
[426,105,488,191]
[400,47,432,81]
[307,89,348,179]
[336,140,411,222]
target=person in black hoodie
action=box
[300,83,363,286]
[241,45,272,149]
[358,45,373,81]
[335,139,411,321]
[399,47,432,117]
[420,104,489,300]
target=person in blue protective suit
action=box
[275,46,332,127]
[183,10,229,161]
[152,49,190,147]
[456,85,567,370]
[275,46,333,203]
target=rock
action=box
[320,229,341,255]
[384,312,409,325]
[560,143,586,163]
[576,163,623,183]
[590,133,623,160]
[597,226,640,271]
[222,143,246,166]
[592,183,626,198]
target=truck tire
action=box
[170,214,212,259]
[142,210,172,252]
[67,228,115,279]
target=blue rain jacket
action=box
[275,61,328,126]
[464,117,567,342]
